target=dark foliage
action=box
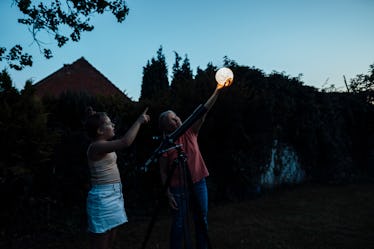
[1,60,374,247]
[349,62,374,104]
[140,46,169,101]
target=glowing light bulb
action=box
[215,67,234,87]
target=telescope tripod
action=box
[140,144,212,249]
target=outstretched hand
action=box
[216,77,233,90]
[138,107,150,124]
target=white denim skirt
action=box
[87,182,128,233]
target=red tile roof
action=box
[34,57,131,100]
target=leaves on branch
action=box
[349,63,374,103]
[2,0,129,70]
[0,45,33,71]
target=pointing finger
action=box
[143,107,149,114]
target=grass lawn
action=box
[206,184,374,249]
[16,183,374,249]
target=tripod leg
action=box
[182,158,193,249]
[140,201,161,249]
[140,163,178,249]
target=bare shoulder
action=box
[88,140,109,160]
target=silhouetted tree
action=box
[0,0,129,70]
[0,71,59,240]
[170,52,193,92]
[140,46,169,101]
[194,63,217,100]
[349,63,374,103]
[168,52,195,115]
[0,71,56,168]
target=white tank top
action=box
[87,151,121,185]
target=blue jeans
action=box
[169,178,208,249]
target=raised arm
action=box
[91,108,150,155]
[191,87,221,133]
[118,107,150,147]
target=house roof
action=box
[33,57,131,100]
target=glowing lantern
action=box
[215,67,234,87]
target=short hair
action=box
[158,110,174,131]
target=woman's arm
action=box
[191,87,221,133]
[90,108,150,156]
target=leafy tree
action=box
[140,46,169,101]
[194,63,217,99]
[0,0,129,70]
[223,55,239,68]
[349,63,374,103]
[0,70,57,175]
[170,52,193,92]
[168,52,195,114]
[0,71,59,237]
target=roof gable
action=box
[34,57,131,100]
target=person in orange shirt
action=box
[158,86,222,249]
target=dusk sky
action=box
[1,0,374,100]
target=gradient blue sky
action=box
[1,0,374,100]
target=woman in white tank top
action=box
[85,107,150,249]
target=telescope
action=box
[142,67,234,171]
